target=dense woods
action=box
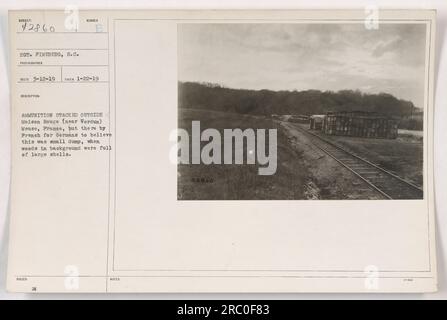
[179,82,421,120]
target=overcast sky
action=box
[178,23,427,108]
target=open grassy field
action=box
[177,108,309,200]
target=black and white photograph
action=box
[177,23,427,200]
[1,7,442,296]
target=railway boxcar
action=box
[309,115,326,130]
[322,111,399,139]
[289,115,310,124]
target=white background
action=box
[0,0,445,299]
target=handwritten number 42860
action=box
[21,22,55,33]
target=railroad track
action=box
[291,124,423,200]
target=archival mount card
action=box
[7,9,437,292]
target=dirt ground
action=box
[280,121,386,200]
[306,125,424,187]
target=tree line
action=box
[178,81,420,119]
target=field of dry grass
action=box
[177,108,309,200]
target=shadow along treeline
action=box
[179,82,423,130]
